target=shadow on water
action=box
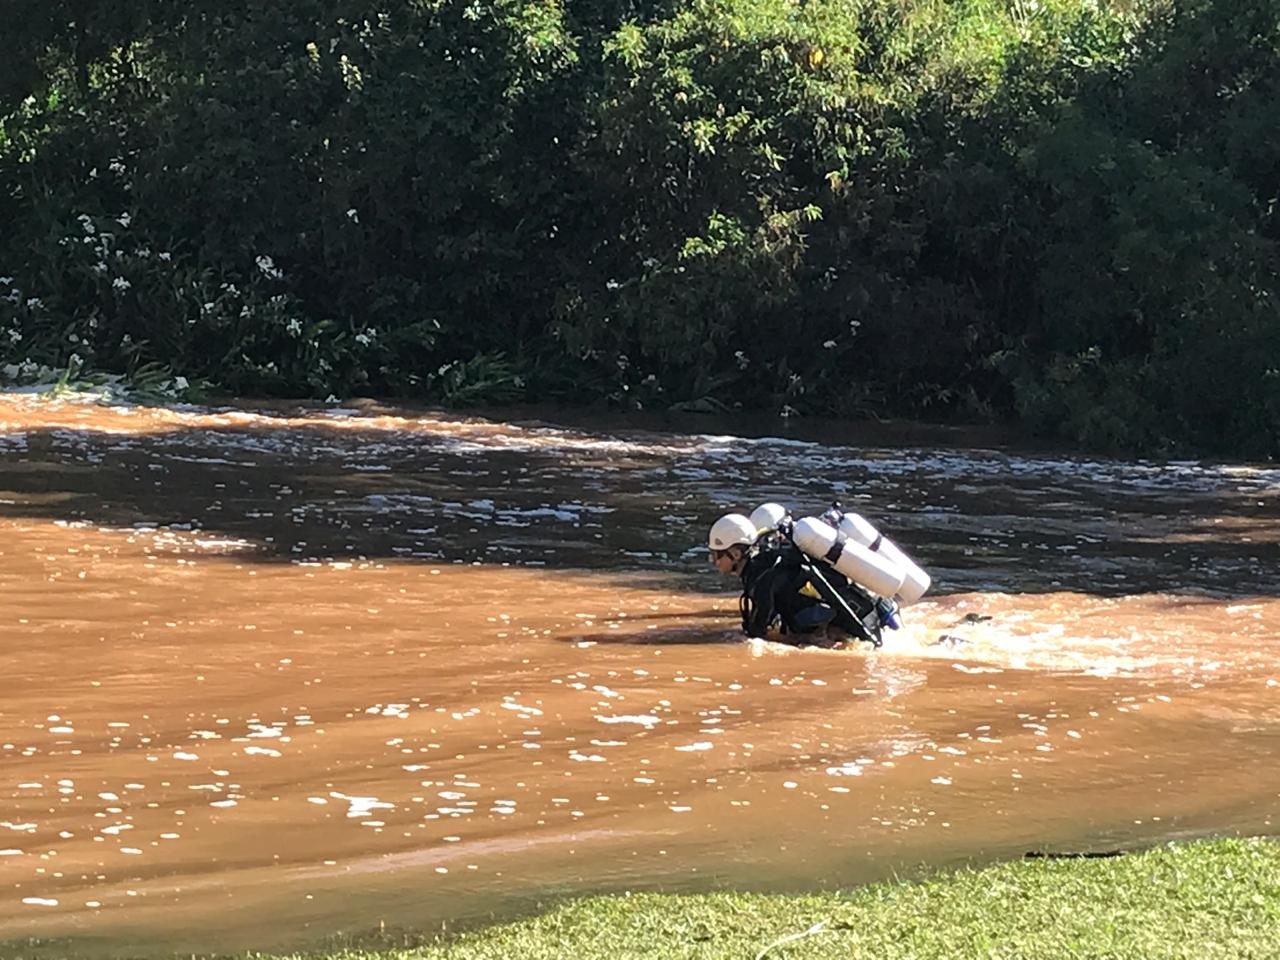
[0,404,1277,598]
[555,625,743,647]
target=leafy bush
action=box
[1,0,1277,456]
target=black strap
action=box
[868,533,883,552]
[801,558,879,645]
[823,533,847,565]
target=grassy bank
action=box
[267,838,1279,960]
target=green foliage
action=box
[1,0,1278,455]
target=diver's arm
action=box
[743,567,783,638]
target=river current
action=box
[0,394,1277,956]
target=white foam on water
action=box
[825,764,864,777]
[596,714,660,728]
[501,701,543,716]
[330,793,394,819]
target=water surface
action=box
[0,395,1277,956]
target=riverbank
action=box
[0,377,1031,458]
[263,838,1278,960]
[7,1,1280,461]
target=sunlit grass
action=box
[265,837,1279,960]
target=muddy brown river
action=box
[0,394,1277,957]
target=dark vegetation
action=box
[1,0,1277,456]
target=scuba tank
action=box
[791,515,906,600]
[822,505,931,605]
[741,500,918,646]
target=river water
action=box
[0,394,1277,957]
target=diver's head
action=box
[748,502,788,533]
[708,513,757,575]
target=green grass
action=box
[263,837,1280,960]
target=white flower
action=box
[735,350,749,370]
[112,277,131,292]
[354,332,372,346]
[117,212,131,229]
[255,255,283,280]
[0,277,11,285]
[286,318,303,337]
[174,376,189,390]
[92,262,108,274]
[25,298,42,310]
[108,160,126,175]
[158,252,172,262]
[8,329,22,343]
[823,339,836,349]
[88,167,98,179]
[201,302,215,313]
[346,208,359,223]
[339,54,363,90]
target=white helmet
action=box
[708,513,757,551]
[748,502,788,532]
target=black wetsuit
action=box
[738,545,831,638]
[739,544,882,642]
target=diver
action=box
[708,512,885,645]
